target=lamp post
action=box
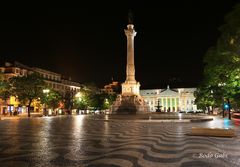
[43,89,50,116]
[218,83,226,118]
[105,98,109,105]
[75,92,82,114]
[105,98,109,107]
[75,92,82,100]
[222,97,225,118]
[227,98,231,120]
[104,98,109,114]
[43,89,50,94]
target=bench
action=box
[188,127,235,137]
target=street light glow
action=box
[75,92,82,101]
[43,89,50,93]
[75,92,81,98]
[105,98,109,104]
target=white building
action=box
[140,86,197,112]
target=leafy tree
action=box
[73,83,117,112]
[0,76,12,102]
[0,75,12,115]
[90,93,104,110]
[73,98,88,111]
[105,93,117,108]
[41,89,62,111]
[197,3,240,111]
[88,92,116,110]
[10,73,45,117]
[194,85,215,111]
[73,90,90,111]
[63,90,74,113]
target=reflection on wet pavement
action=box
[0,115,240,167]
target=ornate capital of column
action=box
[124,24,137,37]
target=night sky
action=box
[0,1,238,88]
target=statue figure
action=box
[128,9,134,24]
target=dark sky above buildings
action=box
[0,1,238,88]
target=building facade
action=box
[101,81,120,95]
[0,61,81,115]
[140,86,197,112]
[32,67,81,95]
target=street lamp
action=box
[75,92,82,114]
[43,89,50,94]
[218,83,226,118]
[75,92,82,100]
[43,89,50,116]
[223,99,231,120]
[104,98,109,114]
[105,98,109,104]
[227,98,231,120]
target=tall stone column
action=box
[121,23,140,96]
[125,24,136,83]
[110,13,149,114]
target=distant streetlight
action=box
[218,83,226,87]
[75,92,82,101]
[218,83,226,118]
[105,98,109,104]
[43,89,50,94]
[103,98,110,113]
[75,92,83,115]
[43,89,50,116]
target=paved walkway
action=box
[0,115,239,167]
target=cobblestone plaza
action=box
[0,115,240,167]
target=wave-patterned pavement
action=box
[0,115,239,167]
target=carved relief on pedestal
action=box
[133,95,144,105]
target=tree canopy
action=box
[196,3,240,110]
[0,74,11,101]
[41,89,62,110]
[10,73,45,117]
[73,83,117,112]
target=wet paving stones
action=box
[0,115,240,167]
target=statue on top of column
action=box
[128,9,134,24]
